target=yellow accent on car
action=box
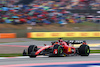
[68,47,71,52]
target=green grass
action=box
[0,41,27,43]
[66,22,99,27]
[0,50,99,57]
[0,53,22,57]
[90,50,100,53]
[79,22,98,26]
[31,37,100,41]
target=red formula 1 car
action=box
[23,38,90,58]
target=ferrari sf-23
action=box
[23,38,90,58]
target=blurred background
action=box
[0,0,100,38]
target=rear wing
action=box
[65,40,86,44]
[51,40,86,45]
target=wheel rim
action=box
[58,46,63,55]
[60,48,63,53]
[87,49,90,53]
[85,46,90,55]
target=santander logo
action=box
[53,49,58,54]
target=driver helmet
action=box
[58,38,63,42]
[82,40,86,45]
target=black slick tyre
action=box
[28,45,37,55]
[29,52,36,58]
[79,45,90,56]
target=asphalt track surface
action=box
[0,40,100,66]
[0,55,100,65]
[0,40,100,46]
[0,40,100,49]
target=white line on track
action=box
[0,56,48,59]
[90,53,100,55]
[0,54,100,59]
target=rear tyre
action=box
[28,45,37,55]
[79,45,90,56]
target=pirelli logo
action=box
[27,32,100,38]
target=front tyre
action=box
[29,52,36,58]
[28,45,37,55]
[79,45,90,56]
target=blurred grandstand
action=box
[0,0,100,37]
[0,0,100,9]
[0,0,100,24]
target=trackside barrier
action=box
[27,33,31,38]
[27,32,100,38]
[0,33,16,38]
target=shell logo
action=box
[68,47,71,52]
